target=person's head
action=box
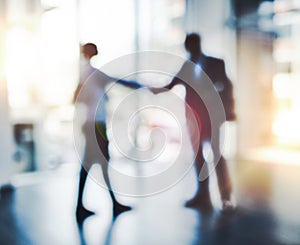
[81,43,98,60]
[184,33,201,55]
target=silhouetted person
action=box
[155,34,236,211]
[74,43,140,223]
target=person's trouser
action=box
[187,109,232,200]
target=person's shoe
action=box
[113,202,132,219]
[221,199,235,213]
[185,195,213,212]
[76,206,95,225]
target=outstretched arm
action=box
[115,79,143,89]
[150,79,178,94]
[149,71,183,94]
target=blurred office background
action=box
[1,0,300,244]
[0,0,236,186]
[1,0,300,185]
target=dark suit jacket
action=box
[164,55,236,140]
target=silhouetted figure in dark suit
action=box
[74,43,141,223]
[157,34,236,211]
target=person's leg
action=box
[76,164,95,223]
[215,156,234,210]
[185,109,212,210]
[212,127,234,211]
[101,163,132,218]
[185,140,212,210]
[75,121,97,224]
[96,123,132,218]
[76,165,88,209]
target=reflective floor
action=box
[1,160,300,245]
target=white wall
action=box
[0,0,14,186]
[0,83,14,186]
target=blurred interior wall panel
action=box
[0,0,14,186]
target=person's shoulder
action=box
[180,59,196,71]
[92,69,112,80]
[96,69,110,77]
[206,56,224,65]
